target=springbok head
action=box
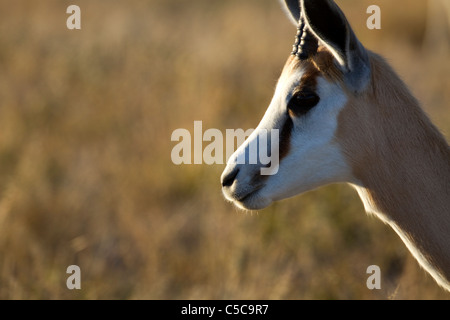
[221,0,371,210]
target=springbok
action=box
[221,0,450,291]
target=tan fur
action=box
[336,52,450,290]
[283,46,342,84]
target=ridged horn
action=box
[291,15,318,60]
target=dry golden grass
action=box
[0,0,448,299]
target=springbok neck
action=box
[221,0,450,292]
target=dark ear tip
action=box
[301,0,371,93]
[301,0,351,60]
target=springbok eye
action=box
[287,91,320,117]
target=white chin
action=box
[233,195,272,211]
[222,186,273,211]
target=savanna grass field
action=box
[0,0,449,299]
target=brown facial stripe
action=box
[257,48,343,179]
[253,117,292,184]
[257,113,297,181]
[276,56,322,163]
[278,116,293,161]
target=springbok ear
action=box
[280,0,301,25]
[301,0,371,93]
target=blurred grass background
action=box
[0,0,449,299]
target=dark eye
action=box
[287,91,320,117]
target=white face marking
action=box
[264,75,352,196]
[221,61,355,210]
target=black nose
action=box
[221,168,239,187]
